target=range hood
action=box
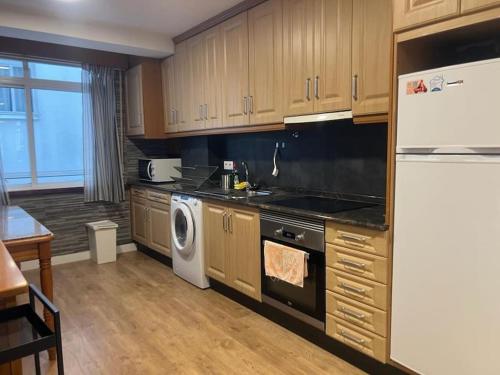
[284,110,352,125]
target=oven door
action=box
[261,237,325,329]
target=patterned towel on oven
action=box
[263,240,308,287]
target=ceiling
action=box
[0,0,242,57]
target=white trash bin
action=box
[86,220,119,264]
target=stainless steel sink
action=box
[196,189,272,200]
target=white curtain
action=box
[0,147,9,205]
[82,64,125,203]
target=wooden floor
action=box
[21,251,365,375]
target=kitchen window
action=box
[0,56,83,190]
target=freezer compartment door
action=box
[391,154,500,375]
[397,58,500,150]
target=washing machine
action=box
[170,194,209,289]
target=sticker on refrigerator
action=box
[429,75,445,92]
[406,79,428,95]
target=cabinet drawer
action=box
[326,291,387,337]
[326,314,387,363]
[326,268,387,310]
[147,190,170,204]
[131,187,146,199]
[326,244,388,284]
[326,222,388,257]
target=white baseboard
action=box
[20,243,137,271]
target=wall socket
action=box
[223,161,234,170]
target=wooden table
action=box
[0,206,55,360]
[0,241,28,375]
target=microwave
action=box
[138,158,181,183]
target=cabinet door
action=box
[187,34,206,130]
[203,203,229,284]
[125,65,145,135]
[313,0,352,113]
[220,12,250,127]
[228,207,261,301]
[352,0,391,116]
[131,198,148,245]
[461,0,500,12]
[161,56,178,133]
[393,0,459,30]
[248,0,284,125]
[148,201,171,257]
[203,26,224,129]
[174,41,192,132]
[283,0,315,116]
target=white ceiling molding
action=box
[0,5,175,58]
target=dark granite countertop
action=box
[128,180,388,231]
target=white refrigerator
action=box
[391,58,500,375]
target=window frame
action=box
[0,55,83,191]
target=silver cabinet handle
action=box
[339,258,366,270]
[199,104,203,119]
[305,78,311,101]
[340,306,366,320]
[352,74,358,101]
[249,96,253,114]
[243,97,248,115]
[338,231,369,243]
[204,104,208,120]
[340,329,365,345]
[228,213,233,234]
[149,193,166,200]
[340,282,366,295]
[223,212,227,232]
[314,76,319,99]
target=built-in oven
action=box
[260,210,325,331]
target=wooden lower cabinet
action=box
[131,197,148,245]
[204,201,261,301]
[204,202,229,283]
[148,201,171,256]
[325,221,389,363]
[131,188,172,257]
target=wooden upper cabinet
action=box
[313,0,352,113]
[248,0,284,125]
[220,12,250,127]
[352,0,392,116]
[461,0,500,12]
[283,0,315,116]
[125,65,144,136]
[174,41,192,132]
[204,202,229,283]
[393,0,459,31]
[203,26,224,129]
[187,34,206,131]
[161,56,178,133]
[126,62,165,138]
[228,207,261,301]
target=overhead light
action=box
[0,66,10,70]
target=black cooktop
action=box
[267,196,376,214]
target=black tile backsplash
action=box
[181,121,387,198]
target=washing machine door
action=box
[171,202,195,255]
